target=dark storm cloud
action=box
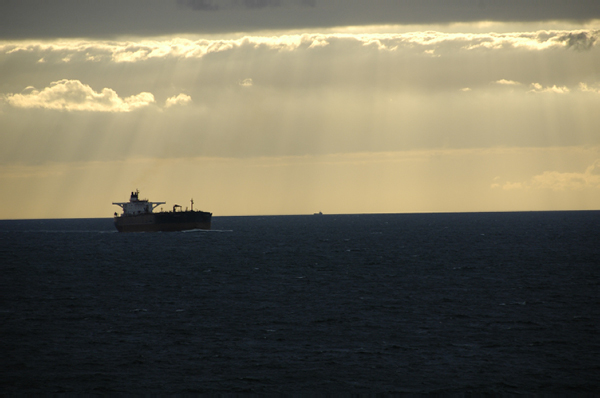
[0,0,599,38]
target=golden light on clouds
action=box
[5,80,155,112]
[165,93,192,108]
[2,29,598,63]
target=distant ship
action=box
[112,190,212,232]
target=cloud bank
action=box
[3,30,598,64]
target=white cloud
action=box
[308,38,329,48]
[495,79,520,85]
[528,82,569,94]
[165,93,192,108]
[4,79,155,112]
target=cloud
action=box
[308,38,329,48]
[495,160,600,191]
[3,29,598,64]
[495,79,520,85]
[165,93,192,108]
[239,78,254,87]
[559,31,597,51]
[464,29,600,51]
[579,82,600,93]
[528,82,569,94]
[490,80,600,94]
[4,79,155,112]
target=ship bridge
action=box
[112,190,165,216]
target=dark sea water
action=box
[1,212,599,394]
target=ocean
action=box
[1,211,599,394]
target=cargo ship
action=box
[112,190,211,232]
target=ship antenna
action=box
[191,198,194,211]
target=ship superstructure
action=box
[112,190,165,216]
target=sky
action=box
[1,0,599,219]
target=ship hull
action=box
[114,211,212,232]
